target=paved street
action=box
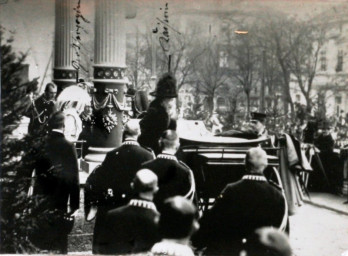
[290,204,348,256]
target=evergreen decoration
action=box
[0,27,45,253]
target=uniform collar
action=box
[157,152,178,161]
[151,240,194,256]
[242,174,267,182]
[122,138,140,146]
[81,112,93,122]
[129,199,157,211]
[41,95,55,104]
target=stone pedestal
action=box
[82,0,128,172]
[53,0,77,91]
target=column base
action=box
[80,146,114,174]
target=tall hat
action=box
[250,112,267,123]
[150,73,178,98]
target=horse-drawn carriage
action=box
[176,120,287,211]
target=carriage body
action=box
[176,120,284,210]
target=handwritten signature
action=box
[153,3,170,52]
[72,0,90,75]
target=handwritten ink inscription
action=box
[72,0,90,74]
[153,3,170,52]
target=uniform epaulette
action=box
[268,180,283,191]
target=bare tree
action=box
[255,12,309,119]
[288,20,328,114]
[229,31,261,117]
[126,28,152,90]
[155,25,207,90]
[193,37,229,115]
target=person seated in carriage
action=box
[216,112,269,140]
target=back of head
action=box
[245,147,268,174]
[243,227,292,256]
[45,82,57,92]
[159,196,198,239]
[132,169,158,194]
[124,119,141,138]
[48,111,65,130]
[160,130,179,151]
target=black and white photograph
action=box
[0,0,348,255]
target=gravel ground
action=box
[68,190,348,255]
[290,204,348,256]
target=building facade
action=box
[290,8,348,118]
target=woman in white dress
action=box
[56,85,91,142]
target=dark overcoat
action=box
[138,100,176,155]
[88,139,155,254]
[32,131,80,253]
[141,153,193,211]
[98,199,160,255]
[192,174,287,255]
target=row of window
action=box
[320,50,344,72]
[218,49,344,72]
[295,94,343,106]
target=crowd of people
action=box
[26,73,295,255]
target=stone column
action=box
[53,0,77,91]
[83,0,127,165]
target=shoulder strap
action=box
[179,160,190,170]
[268,180,282,191]
[179,161,196,201]
[143,146,156,158]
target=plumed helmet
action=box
[150,73,178,98]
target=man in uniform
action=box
[78,102,95,158]
[217,112,270,141]
[193,147,288,255]
[25,83,58,136]
[98,169,160,255]
[87,119,155,254]
[142,130,195,211]
[151,196,199,256]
